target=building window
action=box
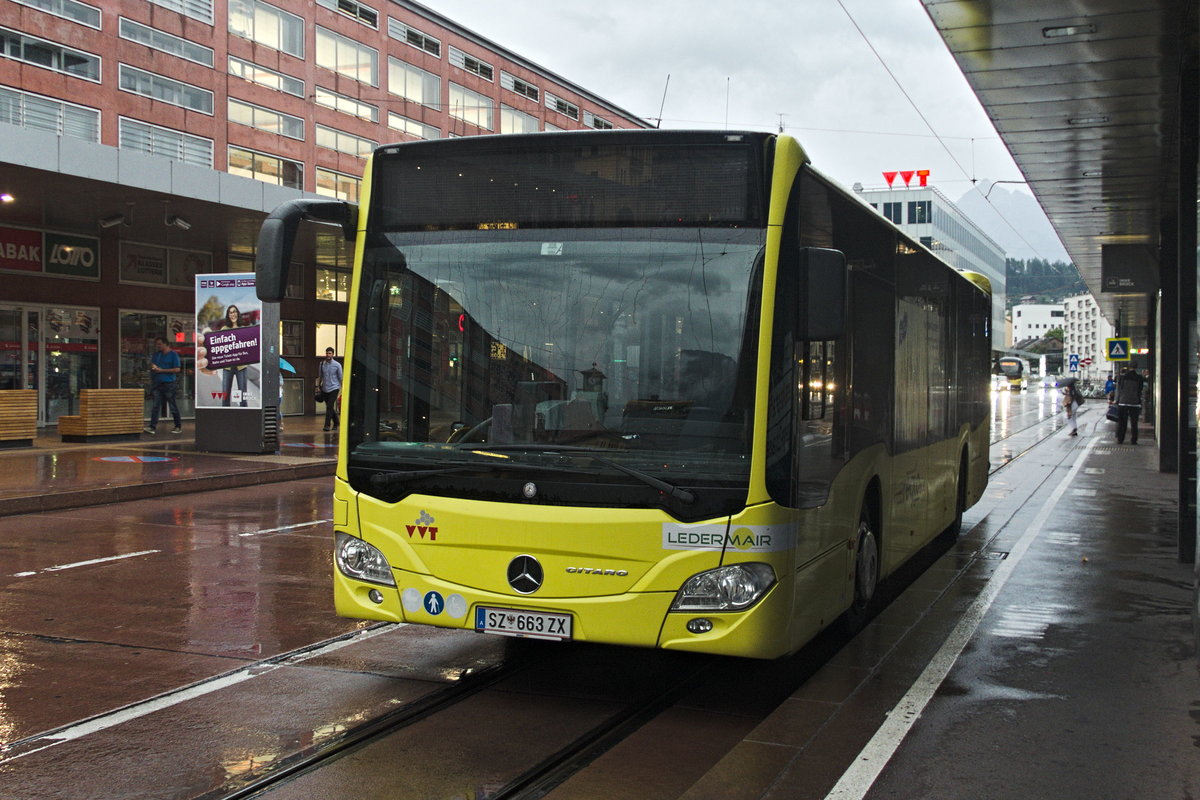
[449,83,492,130]
[120,311,197,420]
[286,262,304,299]
[545,92,579,121]
[245,256,304,298]
[316,0,377,28]
[228,56,304,97]
[316,26,377,86]
[315,322,347,356]
[583,111,612,130]
[0,26,101,81]
[12,0,100,29]
[229,98,304,139]
[316,167,361,203]
[501,71,538,102]
[500,104,538,134]
[228,0,303,58]
[316,268,350,302]
[387,112,440,141]
[0,86,99,140]
[281,320,304,355]
[387,18,440,57]
[882,202,902,224]
[120,117,213,166]
[449,46,493,81]
[228,146,302,189]
[119,242,210,287]
[118,18,214,67]
[314,86,378,122]
[119,64,212,113]
[146,0,213,25]
[907,200,931,224]
[388,58,440,108]
[315,123,376,157]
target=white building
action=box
[1012,303,1065,346]
[856,184,1007,351]
[1062,293,1116,382]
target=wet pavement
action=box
[0,416,336,516]
[679,411,1199,800]
[0,396,1195,799]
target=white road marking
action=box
[824,435,1099,800]
[12,550,161,578]
[238,518,333,537]
[0,624,399,762]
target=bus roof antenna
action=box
[655,74,670,129]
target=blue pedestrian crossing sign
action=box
[423,591,445,615]
[1068,353,1080,372]
[1106,337,1132,361]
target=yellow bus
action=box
[256,131,992,659]
[995,356,1025,391]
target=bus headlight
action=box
[670,563,776,612]
[335,532,396,587]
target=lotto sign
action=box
[1106,338,1132,361]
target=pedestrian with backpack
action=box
[1062,378,1084,437]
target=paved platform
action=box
[682,415,1199,800]
[0,415,337,517]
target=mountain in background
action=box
[954,182,1071,264]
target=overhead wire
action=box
[834,0,1056,263]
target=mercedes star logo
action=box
[507,554,544,594]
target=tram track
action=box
[207,653,518,800]
[212,640,723,800]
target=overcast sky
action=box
[425,0,1071,262]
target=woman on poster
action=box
[214,304,249,407]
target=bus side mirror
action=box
[799,247,846,340]
[255,199,358,302]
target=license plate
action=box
[475,606,572,641]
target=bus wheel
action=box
[843,507,879,631]
[943,455,969,542]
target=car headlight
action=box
[670,563,776,612]
[335,532,396,586]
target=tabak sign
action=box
[0,225,100,277]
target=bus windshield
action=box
[348,225,763,505]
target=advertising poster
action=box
[195,273,262,409]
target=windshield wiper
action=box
[365,455,583,490]
[369,466,474,489]
[466,444,696,504]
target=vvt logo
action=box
[406,510,438,541]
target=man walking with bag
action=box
[1114,365,1146,444]
[317,347,342,432]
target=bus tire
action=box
[843,504,879,632]
[943,451,969,542]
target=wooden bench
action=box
[58,388,146,442]
[0,390,38,448]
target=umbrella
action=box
[1056,376,1076,387]
[280,357,297,373]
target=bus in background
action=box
[255,131,992,659]
[995,356,1025,391]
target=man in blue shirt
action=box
[317,347,343,431]
[145,336,182,434]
